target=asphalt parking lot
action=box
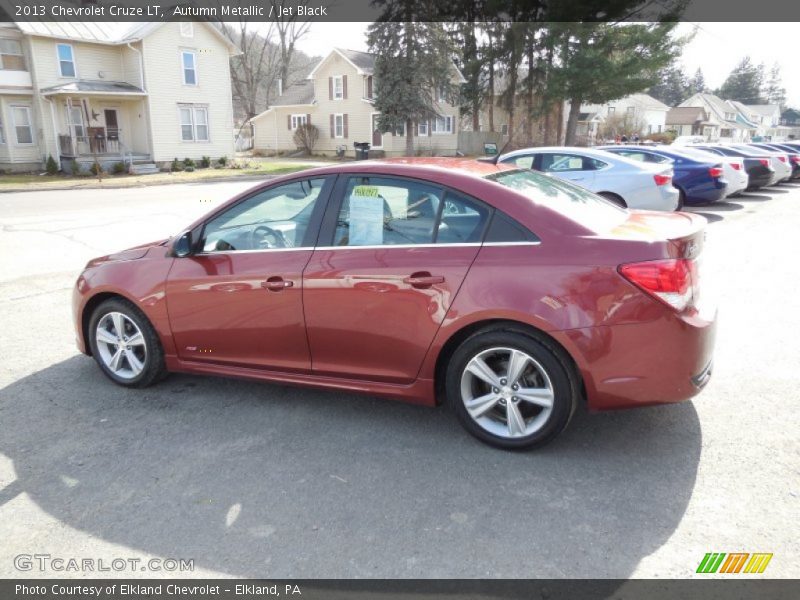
[0,179,798,579]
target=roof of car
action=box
[285,157,519,180]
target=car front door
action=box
[302,175,491,383]
[165,176,333,372]
[539,152,597,189]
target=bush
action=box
[45,155,58,175]
[89,162,104,176]
[251,149,266,157]
[293,123,319,154]
[200,155,211,168]
[112,162,127,174]
[171,157,183,172]
[217,155,228,167]
[183,157,196,168]
[645,131,676,144]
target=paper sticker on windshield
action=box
[350,194,384,245]
[353,185,380,198]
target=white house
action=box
[579,93,670,142]
[0,21,238,173]
[679,93,755,142]
[251,48,464,158]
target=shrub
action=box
[69,159,80,175]
[89,162,104,176]
[645,131,676,144]
[45,155,59,175]
[251,149,266,157]
[171,157,183,172]
[200,155,211,168]
[112,162,127,174]
[293,123,319,154]
[217,155,228,167]
[183,157,196,168]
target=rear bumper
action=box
[682,180,728,204]
[558,307,717,410]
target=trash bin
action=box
[354,142,371,160]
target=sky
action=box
[295,22,799,109]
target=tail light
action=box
[758,158,770,168]
[777,156,787,163]
[730,161,742,171]
[709,166,723,179]
[791,155,800,165]
[653,172,672,186]
[619,258,699,312]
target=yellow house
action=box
[0,21,238,173]
[251,48,464,158]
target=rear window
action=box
[486,169,627,232]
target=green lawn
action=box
[0,160,315,192]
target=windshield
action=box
[486,169,627,232]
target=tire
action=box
[88,297,167,388]
[445,328,579,450]
[676,189,686,211]
[598,192,626,208]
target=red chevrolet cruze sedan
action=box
[73,159,716,449]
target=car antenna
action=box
[483,139,512,165]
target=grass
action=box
[0,160,316,192]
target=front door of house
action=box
[104,109,119,137]
[371,114,383,148]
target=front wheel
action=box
[446,329,579,450]
[88,298,167,388]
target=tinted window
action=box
[541,153,585,172]
[487,169,626,232]
[436,192,490,244]
[334,176,442,246]
[617,150,670,164]
[509,155,534,169]
[202,178,326,252]
[485,210,539,243]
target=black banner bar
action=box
[2,579,800,600]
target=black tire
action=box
[445,327,579,450]
[676,189,686,211]
[88,297,167,388]
[598,192,626,208]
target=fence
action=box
[457,131,505,156]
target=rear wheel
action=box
[446,329,579,450]
[88,298,166,388]
[677,189,686,210]
[598,192,626,208]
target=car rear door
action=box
[302,174,491,383]
[538,152,597,189]
[165,176,334,372]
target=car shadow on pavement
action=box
[686,201,743,223]
[0,356,702,578]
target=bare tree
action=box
[274,0,314,91]
[293,124,320,154]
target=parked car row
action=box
[494,141,799,212]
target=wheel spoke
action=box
[516,386,554,409]
[505,349,530,386]
[466,357,502,388]
[506,401,526,437]
[96,328,118,346]
[465,392,502,419]
[126,331,144,347]
[111,313,125,338]
[125,350,144,376]
[109,347,124,372]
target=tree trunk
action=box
[405,117,414,156]
[557,100,564,145]
[488,67,495,132]
[544,109,552,146]
[564,98,582,146]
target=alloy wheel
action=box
[95,311,148,380]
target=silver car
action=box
[499,147,680,211]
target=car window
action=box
[487,169,626,233]
[542,153,584,172]
[334,176,443,246]
[586,158,609,171]
[436,192,491,244]
[618,151,669,164]
[202,178,326,252]
[510,155,535,169]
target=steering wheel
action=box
[251,225,287,249]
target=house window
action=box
[500,123,509,135]
[626,106,635,116]
[334,114,344,138]
[333,76,343,100]
[431,115,453,134]
[67,106,85,139]
[180,23,194,38]
[0,39,25,70]
[607,106,615,115]
[11,106,33,144]
[57,43,75,77]
[182,51,197,85]
[417,121,428,136]
[394,122,405,136]
[436,85,448,103]
[179,105,210,142]
[364,76,373,100]
[290,114,307,130]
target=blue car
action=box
[597,145,728,207]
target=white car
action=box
[672,135,707,146]
[671,146,748,197]
[498,147,680,211]
[730,144,792,184]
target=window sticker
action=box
[349,187,384,245]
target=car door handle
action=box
[403,273,445,288]
[261,277,293,291]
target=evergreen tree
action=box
[717,57,765,104]
[648,64,690,106]
[687,68,707,96]
[763,63,787,108]
[367,2,457,155]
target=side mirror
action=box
[173,231,193,257]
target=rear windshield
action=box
[486,169,627,231]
